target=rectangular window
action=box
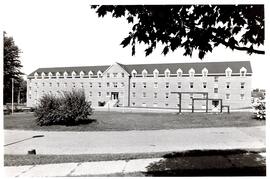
[143,82,146,88]
[178,82,181,88]
[154,82,158,88]
[143,92,146,98]
[49,82,52,87]
[165,93,169,99]
[98,82,101,88]
[107,82,110,87]
[154,92,157,98]
[72,83,75,88]
[177,72,182,77]
[241,82,245,89]
[214,76,219,82]
[226,94,230,100]
[57,83,60,87]
[203,93,207,99]
[89,91,92,97]
[226,82,230,89]
[240,94,245,100]
[132,102,136,106]
[165,103,169,107]
[214,88,218,93]
[113,73,118,78]
[132,92,136,98]
[203,82,207,88]
[35,82,38,86]
[113,82,118,88]
[165,82,169,88]
[122,73,125,78]
[42,83,45,87]
[132,82,136,88]
[190,82,194,88]
[98,92,101,97]
[80,82,84,88]
[106,92,110,97]
[121,82,125,87]
[107,73,110,78]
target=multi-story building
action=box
[27,61,252,110]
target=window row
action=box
[131,67,247,78]
[29,81,246,90]
[32,67,248,79]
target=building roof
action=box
[28,61,252,76]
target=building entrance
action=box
[111,92,119,100]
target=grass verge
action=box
[4,111,265,131]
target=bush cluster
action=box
[35,90,93,126]
[253,100,266,120]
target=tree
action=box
[3,32,24,104]
[91,5,264,59]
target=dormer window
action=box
[142,69,148,78]
[88,71,93,78]
[41,72,45,79]
[240,67,247,77]
[177,68,182,77]
[34,72,38,79]
[80,71,85,78]
[56,72,60,79]
[165,69,170,77]
[97,71,103,78]
[48,72,53,79]
[63,71,68,79]
[71,71,76,79]
[131,69,137,77]
[189,68,195,77]
[225,67,232,77]
[153,69,159,78]
[202,68,208,77]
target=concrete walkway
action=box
[4,158,163,177]
[4,126,265,155]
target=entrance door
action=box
[212,100,219,112]
[111,92,119,100]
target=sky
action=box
[2,0,268,89]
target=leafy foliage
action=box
[253,100,266,120]
[3,32,24,104]
[35,90,93,126]
[91,5,264,59]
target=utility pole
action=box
[11,78,14,115]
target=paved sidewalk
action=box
[4,152,266,177]
[4,158,163,177]
[4,126,265,155]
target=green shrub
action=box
[35,90,93,126]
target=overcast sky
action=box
[3,0,268,89]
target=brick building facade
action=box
[27,61,252,110]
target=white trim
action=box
[202,67,208,77]
[153,69,159,78]
[56,72,60,79]
[71,71,76,79]
[48,72,53,79]
[80,71,85,78]
[63,71,68,79]
[177,68,183,77]
[189,68,195,77]
[97,70,103,78]
[164,68,171,77]
[142,69,148,78]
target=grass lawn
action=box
[4,111,264,131]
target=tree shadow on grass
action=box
[145,149,266,176]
